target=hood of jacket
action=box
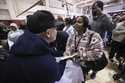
[10,30,50,56]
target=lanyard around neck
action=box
[74,35,83,52]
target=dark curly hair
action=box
[27,10,56,33]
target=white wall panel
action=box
[12,0,39,16]
[49,0,63,9]
[0,0,7,4]
[0,9,10,20]
[104,2,124,13]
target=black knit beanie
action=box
[27,10,56,33]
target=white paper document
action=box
[55,53,78,62]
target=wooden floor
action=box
[86,64,117,83]
[86,51,123,83]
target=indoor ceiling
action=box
[14,0,122,17]
[66,0,122,8]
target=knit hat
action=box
[27,10,56,33]
[10,23,18,28]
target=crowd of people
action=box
[0,0,125,83]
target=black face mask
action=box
[93,16,98,20]
[92,9,97,16]
[92,10,97,20]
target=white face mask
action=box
[46,28,57,43]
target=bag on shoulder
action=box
[84,32,108,71]
[83,53,108,72]
[93,53,108,71]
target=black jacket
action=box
[0,30,60,83]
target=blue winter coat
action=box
[0,30,60,83]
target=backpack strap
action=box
[86,33,94,47]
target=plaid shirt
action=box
[64,29,104,61]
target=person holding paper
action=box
[63,15,104,82]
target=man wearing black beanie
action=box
[0,10,60,83]
[27,10,56,33]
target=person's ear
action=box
[39,31,49,39]
[46,30,50,38]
